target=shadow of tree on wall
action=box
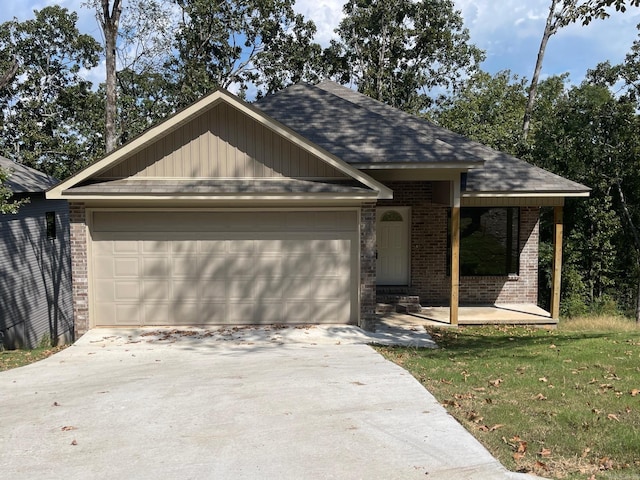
[0,198,73,349]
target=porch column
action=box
[450,180,461,325]
[550,205,564,319]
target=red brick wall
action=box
[69,202,89,336]
[379,182,540,305]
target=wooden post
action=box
[550,206,564,319]
[450,180,461,325]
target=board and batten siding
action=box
[0,195,73,348]
[97,103,348,180]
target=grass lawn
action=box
[376,316,640,479]
[0,345,67,372]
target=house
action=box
[46,81,589,337]
[1,156,73,348]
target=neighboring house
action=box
[1,156,73,349]
[47,81,589,337]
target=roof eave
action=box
[354,161,483,170]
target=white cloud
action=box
[293,0,344,46]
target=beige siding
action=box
[97,103,347,180]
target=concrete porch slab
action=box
[378,304,556,327]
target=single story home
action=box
[47,81,589,336]
[1,156,73,348]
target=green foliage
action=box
[431,70,528,154]
[0,6,103,179]
[329,0,485,114]
[0,166,28,214]
[169,0,322,107]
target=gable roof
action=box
[0,156,58,193]
[256,80,590,197]
[47,88,392,200]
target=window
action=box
[380,210,404,222]
[46,211,56,239]
[449,207,520,276]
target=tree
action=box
[431,70,528,154]
[96,0,122,154]
[0,167,28,214]
[0,6,103,178]
[531,82,640,317]
[522,0,640,140]
[169,0,322,107]
[328,0,484,114]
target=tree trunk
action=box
[523,0,559,141]
[0,58,19,90]
[101,0,122,154]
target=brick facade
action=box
[378,181,540,305]
[69,202,89,337]
[359,202,377,330]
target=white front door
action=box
[376,207,410,285]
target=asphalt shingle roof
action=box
[0,156,58,193]
[255,80,590,196]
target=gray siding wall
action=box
[0,194,73,349]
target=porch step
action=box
[396,302,422,314]
[376,303,395,314]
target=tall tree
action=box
[431,70,528,154]
[97,0,122,154]
[328,0,484,114]
[522,0,640,140]
[0,6,102,178]
[169,0,322,107]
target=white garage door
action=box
[90,211,358,326]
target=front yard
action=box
[377,317,640,479]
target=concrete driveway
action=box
[0,325,542,480]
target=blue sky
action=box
[2,0,639,88]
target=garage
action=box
[89,210,359,327]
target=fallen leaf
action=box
[513,452,526,461]
[582,447,591,458]
[489,378,503,387]
[599,457,614,470]
[607,413,620,422]
[534,393,548,401]
[535,460,549,471]
[473,387,486,392]
[549,344,556,349]
[70,439,77,446]
[510,435,522,443]
[631,389,640,397]
[61,426,77,431]
[539,447,552,457]
[517,441,528,453]
[538,377,548,383]
[489,424,505,432]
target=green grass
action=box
[0,345,67,372]
[376,316,640,479]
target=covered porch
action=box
[376,303,556,329]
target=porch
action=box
[376,303,556,329]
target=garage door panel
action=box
[92,210,357,327]
[171,256,198,276]
[113,241,139,254]
[142,257,170,277]
[228,279,254,299]
[254,279,284,300]
[114,304,141,325]
[173,280,200,299]
[226,256,256,277]
[199,280,227,300]
[227,301,255,322]
[115,282,140,301]
[114,258,139,277]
